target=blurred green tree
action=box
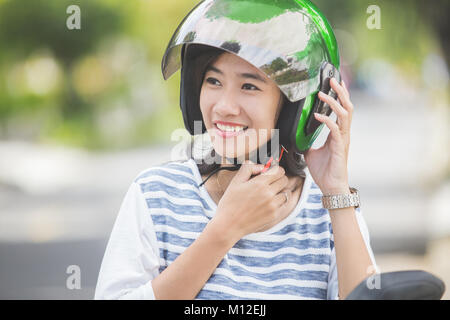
[0,0,446,150]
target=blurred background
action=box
[0,0,448,299]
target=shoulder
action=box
[133,158,198,187]
[129,158,210,214]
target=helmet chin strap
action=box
[223,137,278,167]
[198,136,283,187]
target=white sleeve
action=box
[327,207,380,300]
[94,181,161,300]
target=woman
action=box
[95,0,379,300]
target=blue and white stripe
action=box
[135,159,334,300]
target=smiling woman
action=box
[182,44,307,184]
[95,0,380,301]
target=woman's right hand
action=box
[213,160,291,242]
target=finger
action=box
[318,91,348,120]
[258,164,285,183]
[318,92,350,131]
[330,77,348,100]
[314,113,342,141]
[330,78,353,114]
[260,156,274,174]
[235,160,264,182]
[274,189,291,207]
[269,175,289,194]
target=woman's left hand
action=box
[304,78,353,195]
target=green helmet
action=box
[162,0,341,156]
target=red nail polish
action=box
[261,157,273,173]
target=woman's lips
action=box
[214,124,248,138]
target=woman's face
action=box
[200,52,282,163]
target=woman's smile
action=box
[214,122,249,138]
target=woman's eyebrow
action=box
[240,72,267,84]
[206,65,267,84]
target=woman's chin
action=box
[212,147,247,163]
[213,146,264,164]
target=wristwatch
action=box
[322,187,360,209]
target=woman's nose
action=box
[213,90,241,116]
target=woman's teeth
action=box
[216,123,248,132]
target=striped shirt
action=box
[94,158,378,300]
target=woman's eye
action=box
[206,77,221,86]
[242,83,259,91]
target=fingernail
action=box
[261,158,273,173]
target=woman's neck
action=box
[216,157,240,194]
[203,156,304,205]
[202,166,305,220]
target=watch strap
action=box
[322,187,360,209]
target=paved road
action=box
[0,239,106,299]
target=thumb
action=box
[233,160,264,183]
